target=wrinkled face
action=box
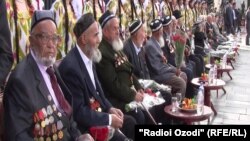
[80,22,102,62]
[82,22,100,51]
[29,20,60,66]
[104,18,120,43]
[134,25,146,47]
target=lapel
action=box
[73,47,106,108]
[151,37,162,53]
[27,54,52,105]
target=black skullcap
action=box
[161,16,172,26]
[73,13,96,38]
[99,10,115,28]
[129,20,143,35]
[150,19,162,32]
[173,10,182,19]
[31,10,56,31]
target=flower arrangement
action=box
[172,29,187,68]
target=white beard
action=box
[159,36,165,48]
[112,38,123,51]
[91,48,102,63]
[33,48,56,67]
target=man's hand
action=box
[111,114,123,129]
[176,68,181,76]
[109,107,124,119]
[135,90,144,102]
[76,133,94,141]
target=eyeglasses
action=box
[32,33,61,44]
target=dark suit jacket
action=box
[59,47,112,132]
[0,0,13,87]
[96,39,142,111]
[3,54,81,141]
[123,38,150,79]
[225,4,234,27]
[144,37,176,84]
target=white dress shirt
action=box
[76,44,112,125]
[31,51,60,109]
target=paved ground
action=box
[208,32,250,125]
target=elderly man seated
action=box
[123,19,172,124]
[144,18,187,98]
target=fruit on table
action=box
[181,98,197,110]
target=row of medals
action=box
[114,53,127,68]
[33,98,64,141]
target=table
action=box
[191,78,226,115]
[205,64,233,80]
[164,105,213,125]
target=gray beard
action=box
[112,38,123,51]
[91,48,102,63]
[33,48,56,67]
[159,36,165,48]
[86,44,102,63]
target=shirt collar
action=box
[31,50,50,71]
[132,41,141,55]
[76,43,93,66]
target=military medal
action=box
[45,137,51,141]
[33,113,39,122]
[97,107,102,112]
[58,130,64,139]
[47,105,53,115]
[48,95,52,101]
[42,108,47,118]
[49,116,54,124]
[35,123,41,131]
[57,112,62,117]
[41,120,46,128]
[45,118,49,126]
[57,120,63,130]
[38,110,44,121]
[52,104,57,112]
[39,127,44,136]
[51,124,57,133]
[39,137,44,141]
[45,126,51,136]
[52,134,57,141]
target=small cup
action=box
[171,97,177,112]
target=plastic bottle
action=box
[196,83,204,115]
[208,66,214,84]
[213,65,217,84]
[222,52,227,69]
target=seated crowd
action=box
[1,0,235,140]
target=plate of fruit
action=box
[199,73,208,83]
[178,98,197,113]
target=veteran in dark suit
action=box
[3,10,93,141]
[123,20,150,80]
[59,13,135,141]
[96,10,147,124]
[123,19,173,124]
[144,19,187,97]
[0,0,13,88]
